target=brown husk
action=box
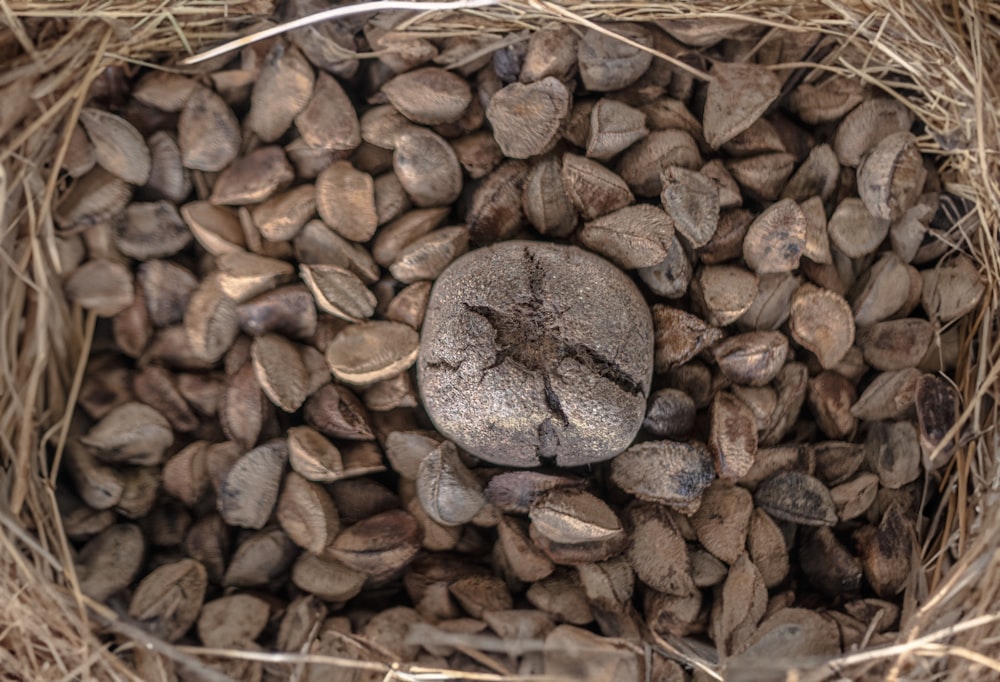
[2,1,999,681]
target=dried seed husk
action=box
[292,554,366,602]
[618,129,702,197]
[747,508,788,589]
[132,71,198,111]
[578,23,653,92]
[851,252,914,327]
[857,131,926,221]
[742,198,806,274]
[690,481,753,564]
[789,284,855,369]
[183,513,229,583]
[247,44,314,143]
[251,334,309,412]
[659,166,719,248]
[183,278,239,364]
[733,384,778,435]
[834,97,915,167]
[466,160,528,244]
[579,204,675,269]
[219,363,265,450]
[178,86,241,172]
[530,488,624,546]
[915,373,959,466]
[709,391,759,482]
[808,370,858,439]
[520,23,579,83]
[486,77,571,159]
[217,439,288,529]
[325,320,419,386]
[564,98,595,147]
[787,76,866,124]
[808,441,864,486]
[611,440,714,510]
[360,104,421,150]
[381,66,473,126]
[725,152,796,202]
[891,199,934,263]
[651,304,723,371]
[782,144,840,204]
[304,383,374,441]
[64,258,134,317]
[145,131,191,203]
[211,251,292,305]
[113,200,191,260]
[197,593,270,648]
[406,496,461,551]
[286,425,343,482]
[416,440,485,527]
[526,573,593,625]
[373,207,450,267]
[238,284,317,340]
[754,471,837,526]
[181,201,245,255]
[81,401,173,466]
[830,472,879,521]
[77,523,145,601]
[851,368,921,421]
[129,559,207,642]
[374,171,412,225]
[79,355,133,420]
[497,517,556,582]
[561,153,635,220]
[79,107,151,185]
[393,128,463,206]
[210,146,294,206]
[692,265,759,327]
[136,259,196,329]
[386,281,432,330]
[586,98,648,161]
[712,331,789,387]
[446,574,513,619]
[384,430,441,480]
[715,552,768,657]
[133,365,198,432]
[55,167,132,230]
[737,272,799,332]
[699,207,752,264]
[277,471,341,553]
[316,161,378,242]
[544,624,640,681]
[224,527,298,587]
[921,252,985,323]
[249,184,315,243]
[642,389,696,439]
[703,62,781,149]
[636,232,691,298]
[162,440,212,508]
[698,160,742,212]
[325,509,422,580]
[296,71,360,150]
[300,264,377,323]
[452,130,504,180]
[484,472,584,515]
[363,371,417,412]
[65,438,124,510]
[722,117,787,157]
[294,221,379,283]
[799,527,863,595]
[858,318,934,371]
[63,123,95,178]
[865,419,921,489]
[856,504,915,598]
[519,156,575,239]
[731,607,840,665]
[625,503,696,597]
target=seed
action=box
[80,401,173,466]
[807,370,857,439]
[363,371,417,412]
[747,508,788,589]
[197,594,271,648]
[55,167,132,230]
[522,154,577,237]
[915,373,959,464]
[742,198,806,274]
[224,527,298,587]
[851,368,921,421]
[217,439,288,529]
[374,171,412,225]
[325,509,422,580]
[393,128,463,207]
[725,152,796,202]
[709,391,759,482]
[417,441,486,526]
[855,504,914,598]
[277,471,340,553]
[658,166,719,248]
[79,107,151,185]
[712,331,789,386]
[641,389,696,438]
[382,66,473,125]
[386,281,432,330]
[833,97,914,167]
[530,488,624,548]
[921,252,985,323]
[133,365,198,432]
[326,320,419,386]
[466,160,528,244]
[858,318,934,370]
[287,425,344,482]
[486,77,571,159]
[618,129,702,197]
[304,383,374,441]
[857,131,926,221]
[113,200,190,260]
[611,440,714,510]
[181,201,245,255]
[579,204,675,269]
[64,258,135,317]
[799,527,863,595]
[692,264,759,327]
[144,131,191,203]
[292,554,366,602]
[754,471,837,526]
[219,363,265,450]
[625,502,695,597]
[578,24,653,92]
[527,573,593,625]
[636,232,693,298]
[497,517,556,582]
[830,472,879,521]
[296,71,360,151]
[789,284,855,369]
[651,304,723,371]
[690,481,753,564]
[586,98,649,161]
[562,153,635,221]
[178,86,240,172]
[703,62,781,149]
[128,559,208,641]
[715,552,767,656]
[300,263,376,321]
[247,44,315,143]
[76,523,145,601]
[788,76,866,125]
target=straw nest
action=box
[1,1,998,680]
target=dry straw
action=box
[1,0,999,679]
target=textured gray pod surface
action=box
[417,241,654,467]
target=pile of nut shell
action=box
[55,10,986,680]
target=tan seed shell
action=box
[828,197,890,259]
[611,440,714,509]
[386,281,432,329]
[530,488,624,546]
[626,503,696,597]
[562,153,635,221]
[579,204,675,269]
[197,594,270,648]
[288,425,344,482]
[216,250,296,303]
[218,440,288,529]
[787,76,866,124]
[521,23,579,83]
[618,129,702,197]
[250,184,316,243]
[651,304,723,370]
[389,226,469,283]
[709,392,758,482]
[799,527,863,595]
[851,252,913,327]
[300,263,376,321]
[291,554,365,602]
[251,334,309,412]
[712,331,789,387]
[393,128,463,207]
[830,472,879,521]
[303,383,374,441]
[856,504,914,598]
[277,471,341,553]
[247,44,315,143]
[725,152,796,202]
[743,198,806,274]
[316,161,377,242]
[466,160,529,244]
[452,130,504,180]
[325,509,422,579]
[790,284,855,369]
[865,420,921,489]
[486,77,571,159]
[921,252,985,323]
[858,131,926,221]
[382,66,473,125]
[578,23,653,92]
[79,107,151,185]
[851,368,921,421]
[703,62,782,149]
[660,166,720,248]
[296,71,360,150]
[782,144,840,203]
[636,232,692,298]
[915,373,959,464]
[416,441,486,526]
[114,201,191,260]
[833,97,914,167]
[808,370,858,439]
[132,71,198,111]
[129,559,207,642]
[55,167,132,230]
[223,528,297,587]
[63,123,95,178]
[181,201,245,255]
[859,318,934,370]
[178,86,240,172]
[64,258,135,317]
[523,155,577,237]
[754,471,837,526]
[76,523,145,601]
[238,284,318,339]
[210,146,294,206]
[747,508,789,589]
[693,265,760,327]
[586,98,648,161]
[145,131,191,203]
[690,482,753,565]
[325,321,419,386]
[80,401,172,466]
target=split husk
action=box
[2,1,999,681]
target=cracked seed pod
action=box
[579,204,675,269]
[530,488,624,547]
[497,517,555,582]
[382,66,473,125]
[178,86,240,171]
[238,284,318,339]
[144,131,191,203]
[393,128,463,207]
[486,77,571,159]
[452,130,504,180]
[217,440,288,529]
[385,281,432,330]
[292,554,365,602]
[63,123,94,178]
[219,362,265,450]
[808,370,857,439]
[79,107,151,185]
[137,259,197,329]
[714,552,767,656]
[790,284,855,369]
[709,391,758,482]
[651,305,723,371]
[184,278,239,364]
[249,184,315,243]
[287,425,344,482]
[636,231,692,298]
[304,383,374,441]
[737,272,800,332]
[562,153,635,221]
[611,440,714,510]
[215,251,297,305]
[851,368,921,421]
[754,471,837,526]
[485,472,584,515]
[747,508,788,588]
[180,201,245,255]
[416,441,486,526]
[703,62,782,149]
[521,23,579,83]
[300,264,375,322]
[360,105,421,149]
[129,559,207,642]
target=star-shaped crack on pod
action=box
[418,241,654,468]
